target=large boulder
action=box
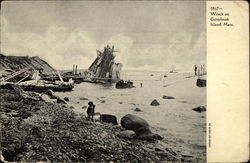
[100,114,118,125]
[121,114,163,141]
[121,114,151,137]
[150,99,160,106]
[121,114,149,131]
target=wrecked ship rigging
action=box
[86,45,123,83]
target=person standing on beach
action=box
[87,101,95,121]
[140,83,143,88]
[194,65,197,76]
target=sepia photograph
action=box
[0,1,207,162]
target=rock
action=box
[64,97,69,101]
[40,94,54,103]
[137,133,163,141]
[11,85,40,101]
[94,112,101,116]
[121,114,149,131]
[30,126,43,138]
[57,98,67,104]
[121,114,163,141]
[45,89,58,99]
[134,108,143,112]
[82,106,87,109]
[119,102,123,104]
[117,130,136,140]
[196,79,206,87]
[45,91,67,104]
[155,148,165,152]
[70,106,74,109]
[101,100,105,103]
[79,97,88,100]
[121,114,151,135]
[100,114,118,125]
[157,152,177,162]
[192,106,206,112]
[162,96,175,99]
[181,154,193,162]
[150,99,160,106]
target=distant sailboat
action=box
[169,65,177,73]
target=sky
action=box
[1,1,206,71]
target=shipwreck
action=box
[83,45,123,83]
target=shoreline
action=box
[0,88,201,163]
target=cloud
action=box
[1,13,205,72]
[104,33,134,66]
[1,19,98,70]
[125,31,206,71]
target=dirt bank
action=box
[0,88,184,163]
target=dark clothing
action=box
[87,104,95,121]
[194,66,197,76]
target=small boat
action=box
[115,80,135,89]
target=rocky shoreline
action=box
[0,88,197,163]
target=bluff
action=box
[0,53,56,76]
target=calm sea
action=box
[57,71,206,161]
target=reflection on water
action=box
[57,71,206,161]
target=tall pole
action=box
[73,64,75,75]
[75,65,78,75]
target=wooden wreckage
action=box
[83,45,123,84]
[0,68,74,92]
[0,45,134,90]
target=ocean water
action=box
[57,71,206,161]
